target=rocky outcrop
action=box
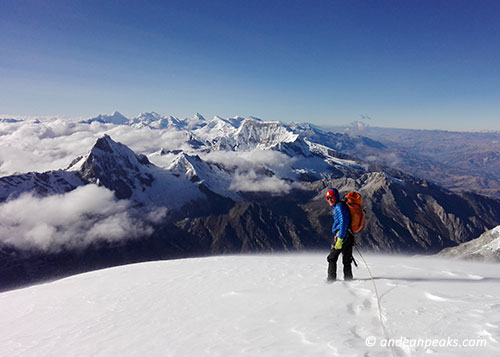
[437,226,500,262]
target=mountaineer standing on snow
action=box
[325,188,355,281]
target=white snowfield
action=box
[1,254,499,357]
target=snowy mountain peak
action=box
[79,135,154,199]
[178,113,208,131]
[209,115,243,128]
[168,153,201,181]
[227,116,246,127]
[194,116,239,138]
[131,112,185,130]
[88,135,152,167]
[233,118,298,150]
[83,111,129,125]
[134,112,163,123]
[93,134,118,153]
[193,113,206,121]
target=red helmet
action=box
[325,188,339,203]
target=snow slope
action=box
[1,254,499,357]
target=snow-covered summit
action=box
[130,112,183,130]
[166,152,240,199]
[134,111,164,123]
[209,118,298,151]
[82,111,129,125]
[77,135,154,200]
[193,113,206,121]
[168,153,201,181]
[236,119,297,149]
[183,113,207,130]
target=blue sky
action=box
[1,0,499,130]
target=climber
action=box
[325,188,355,281]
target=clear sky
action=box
[1,0,499,130]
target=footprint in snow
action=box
[346,299,373,316]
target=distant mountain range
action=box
[2,112,500,290]
[325,124,500,198]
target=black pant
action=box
[327,231,354,281]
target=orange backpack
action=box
[344,191,365,233]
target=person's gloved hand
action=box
[331,232,339,250]
[335,238,343,250]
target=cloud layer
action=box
[0,117,192,176]
[201,149,301,193]
[0,185,166,252]
[229,169,303,194]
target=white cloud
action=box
[201,150,302,193]
[229,169,303,194]
[365,151,402,167]
[201,149,296,177]
[105,125,193,156]
[0,185,166,252]
[0,119,107,175]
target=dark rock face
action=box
[175,201,317,254]
[172,171,500,255]
[79,135,154,199]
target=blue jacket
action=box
[332,202,350,239]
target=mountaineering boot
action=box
[343,264,353,280]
